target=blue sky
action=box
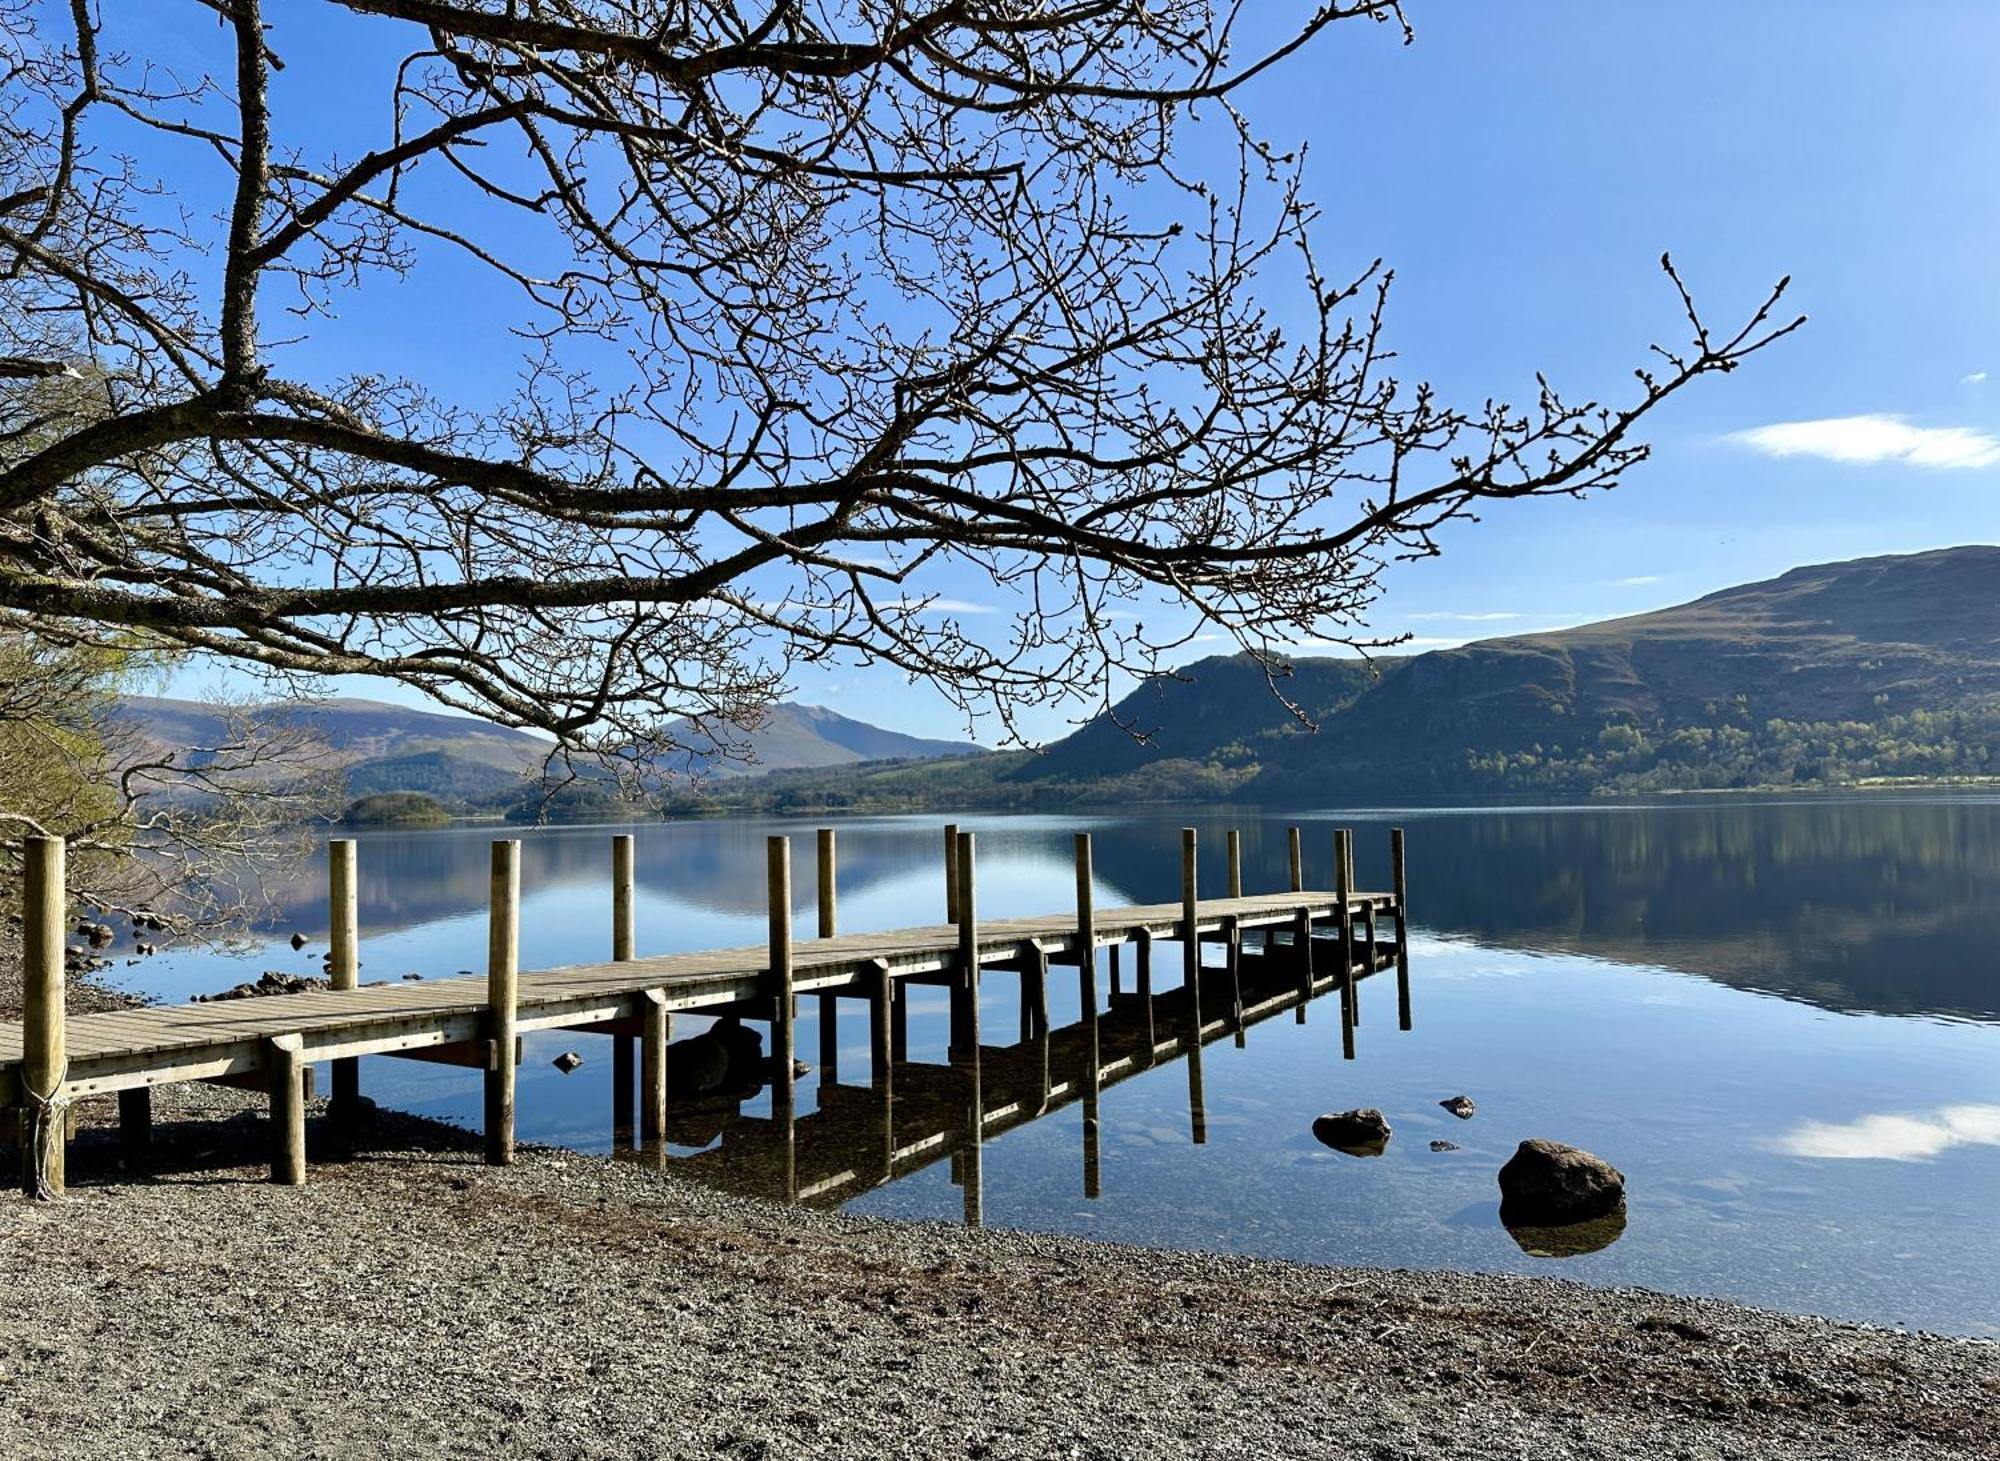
[158,2,2000,742]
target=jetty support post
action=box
[611,834,637,1142]
[1293,903,1312,1024]
[484,839,521,1166]
[1227,829,1243,899]
[950,831,980,1063]
[1181,827,1201,1037]
[1336,828,1356,1060]
[1135,926,1156,1059]
[1074,833,1099,1085]
[817,827,838,1083]
[1393,827,1413,1030]
[639,988,669,1144]
[266,1033,308,1185]
[867,959,894,1096]
[943,822,960,924]
[327,839,361,1122]
[1225,913,1243,1035]
[768,836,796,1118]
[20,834,67,1198]
[1287,825,1303,893]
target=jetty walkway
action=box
[2,825,1410,1195]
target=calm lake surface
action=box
[122,795,2000,1337]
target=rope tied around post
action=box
[18,1059,71,1203]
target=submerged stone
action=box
[1440,1095,1476,1120]
[1312,1108,1391,1156]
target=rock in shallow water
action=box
[1498,1138,1625,1223]
[552,1051,585,1074]
[1312,1108,1391,1156]
[1429,1139,1461,1152]
[1439,1095,1476,1120]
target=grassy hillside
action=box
[1248,545,2000,799]
[686,546,2000,812]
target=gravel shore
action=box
[1,1079,1992,1461]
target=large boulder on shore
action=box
[1312,1108,1391,1156]
[1498,1139,1625,1224]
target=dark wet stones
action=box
[195,970,332,1002]
[1312,1108,1391,1156]
[290,932,310,950]
[1498,1138,1625,1224]
[1429,1139,1461,1152]
[1439,1095,1476,1120]
[552,1051,585,1074]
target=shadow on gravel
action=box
[3,1093,488,1189]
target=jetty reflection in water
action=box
[626,922,1402,1226]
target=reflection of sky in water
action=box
[106,804,2000,1338]
[1775,1105,2000,1160]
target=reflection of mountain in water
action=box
[241,797,2000,1025]
[1384,797,2000,1023]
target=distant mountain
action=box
[687,546,2000,811]
[111,695,552,805]
[666,702,980,778]
[1247,545,2000,799]
[112,695,980,809]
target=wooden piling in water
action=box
[19,834,66,1199]
[768,836,796,1118]
[1293,904,1312,1023]
[1181,828,1201,1036]
[328,839,361,1119]
[1108,943,1121,999]
[817,828,838,1082]
[266,1033,307,1185]
[943,822,960,924]
[951,831,980,1062]
[1392,826,1412,1030]
[640,988,669,1142]
[1225,913,1243,1031]
[484,839,521,1166]
[1288,826,1303,893]
[1135,926,1156,1057]
[1227,829,1243,899]
[1335,828,1355,1061]
[1074,833,1099,1081]
[611,834,636,1141]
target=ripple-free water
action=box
[117,796,2000,1336]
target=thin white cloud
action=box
[1406,611,1526,623]
[1729,414,2000,470]
[1773,1103,2000,1161]
[1615,575,1663,587]
[1962,371,1988,386]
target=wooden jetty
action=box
[1,826,1412,1197]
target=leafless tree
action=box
[0,0,1802,760]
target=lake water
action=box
[118,796,2000,1337]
